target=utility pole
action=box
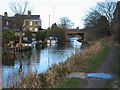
[53,5,55,24]
[49,15,50,28]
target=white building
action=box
[22,11,42,32]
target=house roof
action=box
[2,15,40,21]
[2,16,14,22]
[27,15,40,20]
[14,15,40,20]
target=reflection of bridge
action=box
[65,29,85,41]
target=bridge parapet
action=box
[65,29,85,41]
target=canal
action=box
[2,40,82,88]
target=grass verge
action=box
[55,78,86,88]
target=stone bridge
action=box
[65,29,85,41]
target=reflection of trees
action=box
[2,54,15,66]
[57,43,71,50]
[27,50,32,59]
[36,49,40,62]
[18,53,22,75]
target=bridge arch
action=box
[65,29,85,41]
[67,33,84,40]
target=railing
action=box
[4,46,32,53]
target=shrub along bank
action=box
[12,40,110,88]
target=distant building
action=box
[22,11,42,32]
[2,11,42,32]
[2,12,16,30]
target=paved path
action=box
[84,45,117,88]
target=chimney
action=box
[4,12,8,17]
[28,10,31,16]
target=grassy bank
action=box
[55,78,86,88]
[12,40,110,88]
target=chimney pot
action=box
[4,12,8,17]
[28,10,31,16]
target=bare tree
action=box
[13,14,27,31]
[84,0,117,27]
[9,0,33,31]
[96,16,110,37]
[84,10,101,27]
[58,17,74,29]
[47,23,66,42]
[96,0,117,24]
[9,0,29,15]
[9,0,33,43]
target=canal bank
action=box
[4,38,118,88]
[9,40,105,88]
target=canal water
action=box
[2,40,82,88]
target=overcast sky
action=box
[0,0,114,29]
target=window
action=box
[30,21,32,26]
[35,28,38,32]
[26,21,30,25]
[29,27,32,31]
[33,21,37,25]
[36,22,37,25]
[6,21,9,26]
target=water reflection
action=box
[2,41,82,88]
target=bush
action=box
[47,23,66,43]
[4,43,11,47]
[36,32,46,41]
[3,29,15,42]
[56,67,68,78]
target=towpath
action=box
[67,44,118,88]
[84,44,118,88]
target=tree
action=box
[96,1,117,25]
[3,29,15,43]
[84,1,117,27]
[9,0,32,43]
[111,1,120,42]
[84,10,101,28]
[47,23,66,43]
[96,16,110,37]
[13,14,27,31]
[9,0,32,31]
[58,17,74,29]
[36,32,46,41]
[9,0,29,15]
